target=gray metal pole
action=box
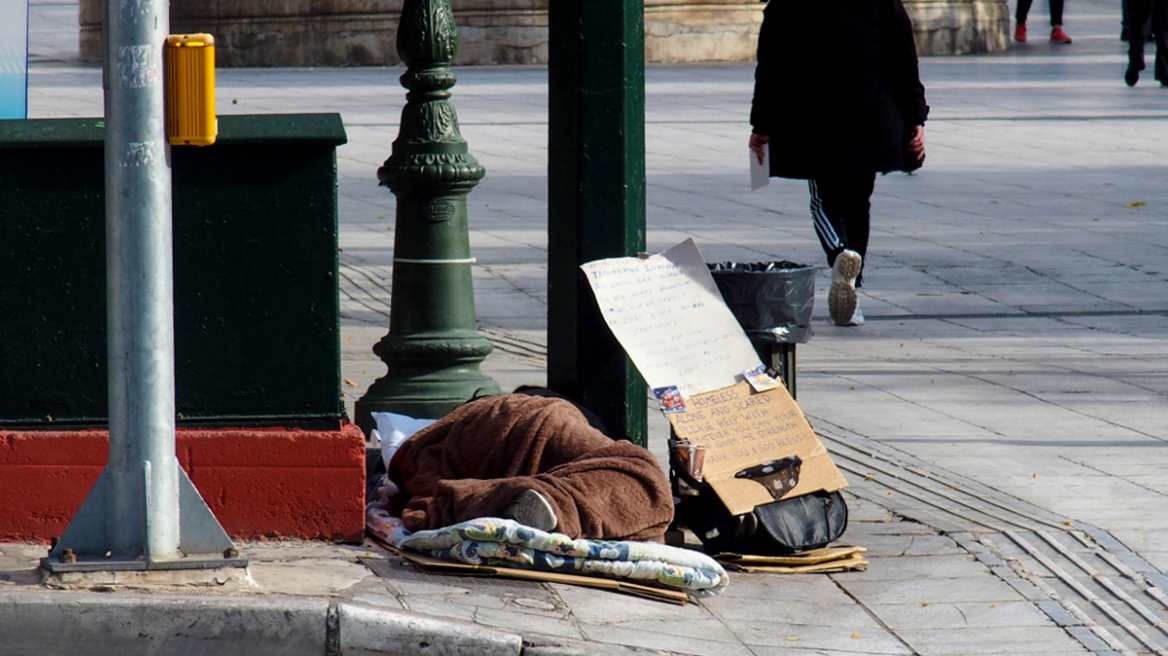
[103,0,179,561]
[43,1,240,572]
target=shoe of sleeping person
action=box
[502,488,558,532]
[828,249,862,327]
[1050,28,1072,44]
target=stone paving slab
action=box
[896,627,1093,655]
[842,577,1031,606]
[707,574,859,606]
[728,621,913,654]
[575,624,755,656]
[871,600,1055,630]
[856,534,971,558]
[705,598,878,627]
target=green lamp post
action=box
[355,0,500,432]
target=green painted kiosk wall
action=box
[0,113,347,427]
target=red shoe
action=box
[1050,27,1072,44]
[1014,23,1027,42]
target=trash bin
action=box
[708,261,815,398]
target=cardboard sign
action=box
[580,238,764,398]
[668,382,847,516]
[583,239,848,517]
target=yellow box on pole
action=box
[165,34,217,146]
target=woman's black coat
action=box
[750,0,929,180]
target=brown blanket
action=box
[388,394,673,542]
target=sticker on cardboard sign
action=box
[743,365,781,392]
[653,386,687,414]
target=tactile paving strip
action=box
[816,420,1168,656]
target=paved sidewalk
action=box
[6,0,1168,654]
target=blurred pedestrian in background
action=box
[748,0,928,327]
[1125,0,1167,86]
[1015,0,1073,43]
[1122,0,1153,42]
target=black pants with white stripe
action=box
[808,173,875,287]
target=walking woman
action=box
[748,0,929,326]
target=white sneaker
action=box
[829,250,863,326]
[502,489,558,532]
[843,302,865,326]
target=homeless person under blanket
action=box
[387,393,674,542]
[400,517,729,595]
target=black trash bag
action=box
[707,261,815,344]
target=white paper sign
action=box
[581,238,764,398]
[750,142,769,191]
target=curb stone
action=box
[0,592,523,656]
[338,601,521,655]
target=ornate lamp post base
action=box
[356,333,499,426]
[354,0,500,434]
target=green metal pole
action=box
[547,0,648,447]
[354,0,499,432]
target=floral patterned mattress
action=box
[367,503,729,596]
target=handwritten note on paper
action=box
[750,142,770,191]
[581,238,764,397]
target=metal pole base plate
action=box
[40,556,248,574]
[46,461,238,565]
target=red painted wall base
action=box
[1,424,367,543]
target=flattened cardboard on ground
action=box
[718,545,867,566]
[367,536,690,605]
[720,554,868,574]
[668,382,848,516]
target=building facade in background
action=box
[78,0,1008,67]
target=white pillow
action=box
[371,411,437,471]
